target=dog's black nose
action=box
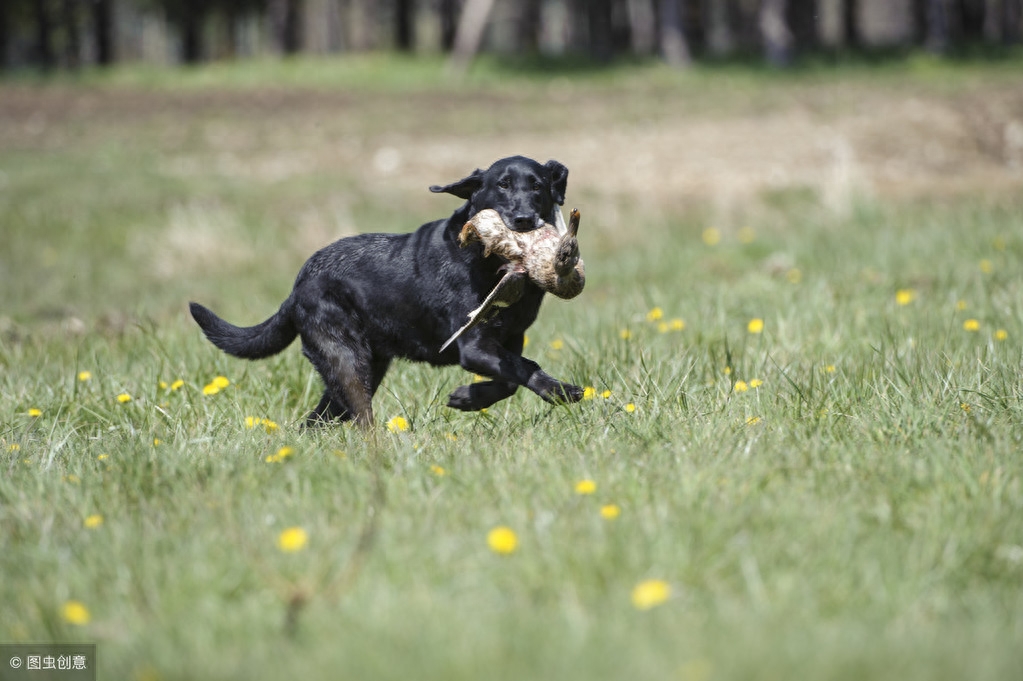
[513,215,538,231]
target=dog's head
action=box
[431,156,568,232]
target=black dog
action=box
[189,156,584,426]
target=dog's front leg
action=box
[454,336,583,407]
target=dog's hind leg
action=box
[301,329,375,427]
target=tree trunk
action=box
[33,0,56,70]
[956,0,985,41]
[394,0,415,51]
[706,0,734,55]
[843,0,861,49]
[926,0,950,51]
[61,0,81,68]
[787,0,818,51]
[517,0,542,53]
[679,0,704,54]
[658,0,690,66]
[589,0,615,61]
[1005,0,1022,42]
[611,0,633,53]
[271,0,303,54]
[440,0,459,51]
[181,0,204,63]
[447,0,495,74]
[760,0,792,66]
[92,0,115,65]
[0,0,10,70]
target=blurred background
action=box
[1,0,1022,333]
[2,0,1021,72]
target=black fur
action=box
[189,156,583,427]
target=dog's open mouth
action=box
[440,208,585,352]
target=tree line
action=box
[3,0,1021,72]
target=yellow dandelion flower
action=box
[960,403,971,413]
[824,364,836,374]
[600,504,621,520]
[749,379,763,388]
[265,446,294,463]
[747,318,764,334]
[600,389,612,399]
[28,408,42,418]
[625,403,636,413]
[431,465,447,477]
[262,419,279,432]
[446,433,458,442]
[116,393,132,404]
[963,319,980,332]
[97,454,108,461]
[738,226,756,244]
[979,259,993,274]
[631,579,671,610]
[77,371,92,382]
[202,383,220,396]
[575,479,597,495]
[277,527,308,553]
[895,289,916,306]
[657,321,669,333]
[702,228,721,246]
[583,386,597,400]
[8,444,20,452]
[734,380,749,393]
[669,318,685,331]
[646,307,664,322]
[619,328,632,340]
[523,334,530,348]
[170,379,184,391]
[723,366,732,375]
[387,416,409,433]
[153,438,161,446]
[245,416,259,429]
[956,300,968,311]
[746,416,762,425]
[487,526,518,555]
[212,376,230,389]
[550,338,564,350]
[333,450,347,459]
[158,380,168,390]
[61,600,91,625]
[472,373,487,383]
[994,329,1008,341]
[786,268,802,284]
[84,514,103,529]
[64,474,80,484]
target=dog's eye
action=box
[532,180,544,191]
[497,179,511,190]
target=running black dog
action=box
[189,156,584,426]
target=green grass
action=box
[2,61,1023,681]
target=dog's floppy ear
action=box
[430,169,484,200]
[545,160,569,206]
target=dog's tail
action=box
[189,300,298,360]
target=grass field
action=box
[2,57,1022,681]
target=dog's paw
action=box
[447,385,479,411]
[447,381,519,411]
[544,381,584,405]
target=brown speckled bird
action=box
[440,208,585,352]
